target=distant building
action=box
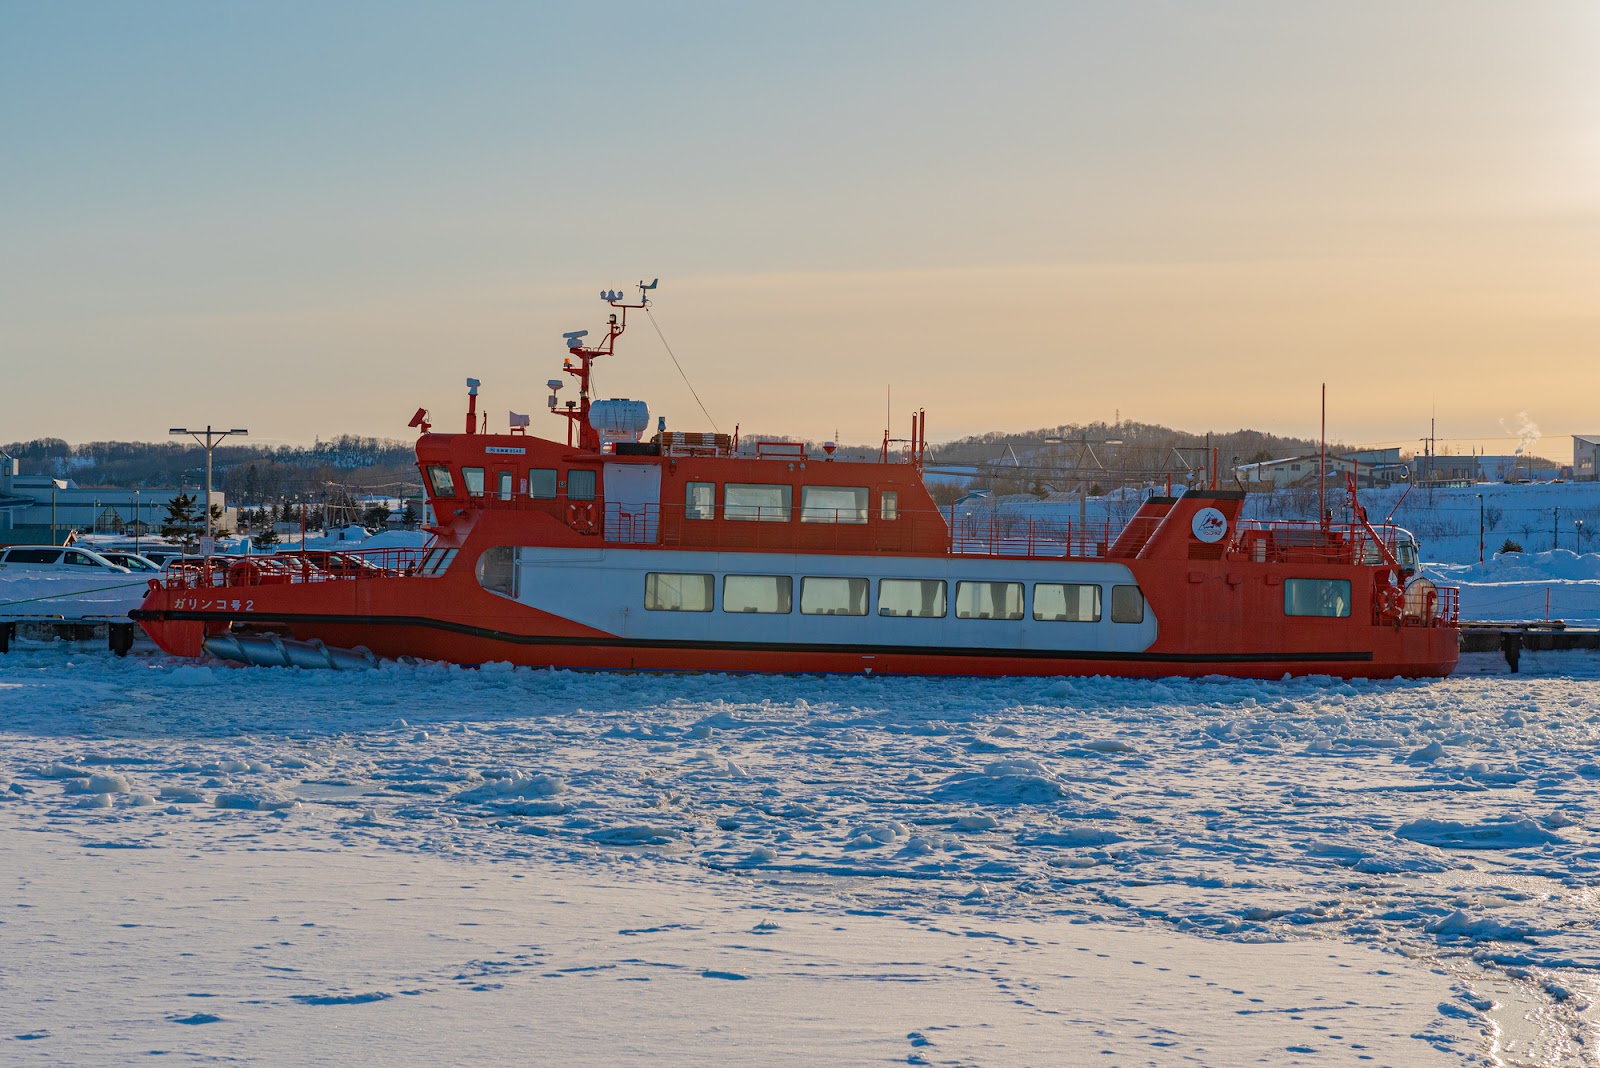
[1232,453,1396,490]
[0,454,231,545]
[1410,453,1554,484]
[1575,435,1600,482]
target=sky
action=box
[2,2,1598,460]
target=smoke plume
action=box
[1500,412,1541,456]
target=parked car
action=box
[0,546,132,574]
[96,551,165,574]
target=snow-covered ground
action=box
[4,642,1600,1064]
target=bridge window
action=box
[425,465,456,498]
[645,572,713,612]
[568,469,596,501]
[497,471,513,501]
[1284,578,1351,617]
[462,467,485,497]
[880,490,899,521]
[529,468,557,499]
[800,576,869,616]
[723,574,792,614]
[955,581,1024,620]
[1034,583,1101,622]
[419,548,458,576]
[1110,585,1145,623]
[686,481,715,520]
[878,578,945,617]
[726,483,791,522]
[800,486,867,524]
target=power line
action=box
[644,306,719,434]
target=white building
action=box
[1575,435,1600,482]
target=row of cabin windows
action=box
[640,574,1354,620]
[426,465,596,502]
[643,574,1145,623]
[424,466,898,527]
[686,483,898,524]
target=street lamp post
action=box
[170,426,248,555]
[1577,519,1586,554]
[49,479,67,545]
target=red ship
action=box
[134,283,1459,678]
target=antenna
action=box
[562,330,589,349]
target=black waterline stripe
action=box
[132,609,1375,663]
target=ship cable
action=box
[644,306,720,433]
[0,579,151,609]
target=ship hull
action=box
[133,559,1459,680]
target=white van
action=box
[0,546,132,574]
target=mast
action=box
[1319,383,1327,529]
[550,280,658,452]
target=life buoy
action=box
[567,502,596,533]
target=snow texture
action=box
[4,640,1600,1064]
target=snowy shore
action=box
[4,643,1599,1064]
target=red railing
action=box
[158,545,431,591]
[1229,520,1409,567]
[946,510,1112,558]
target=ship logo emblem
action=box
[1191,507,1228,544]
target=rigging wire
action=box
[644,306,719,434]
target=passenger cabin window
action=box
[645,572,713,612]
[800,576,869,616]
[426,465,456,498]
[800,486,868,524]
[568,469,597,501]
[1284,578,1352,617]
[880,490,899,521]
[462,467,486,497]
[476,546,516,597]
[1034,583,1101,622]
[528,468,557,499]
[723,574,792,614]
[686,482,715,520]
[878,578,945,617]
[725,484,791,522]
[497,471,513,501]
[955,581,1024,620]
[1110,585,1146,623]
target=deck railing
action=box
[158,545,430,591]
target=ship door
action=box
[602,463,661,543]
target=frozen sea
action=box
[4,642,1600,1065]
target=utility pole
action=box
[1477,493,1484,564]
[1554,506,1561,551]
[169,426,248,555]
